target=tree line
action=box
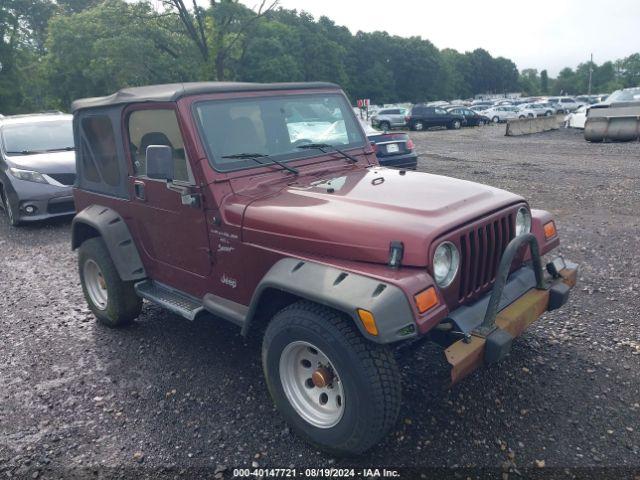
[1,0,639,115]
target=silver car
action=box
[0,113,76,226]
[370,107,408,130]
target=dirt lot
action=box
[1,126,639,478]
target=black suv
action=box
[405,106,464,131]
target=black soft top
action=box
[71,81,340,112]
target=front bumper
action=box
[5,177,75,222]
[442,233,578,384]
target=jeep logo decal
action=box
[220,274,237,289]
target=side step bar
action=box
[135,280,204,321]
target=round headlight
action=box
[515,207,532,236]
[433,241,460,287]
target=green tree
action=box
[540,69,549,94]
[619,53,640,87]
[44,0,201,108]
[0,0,56,113]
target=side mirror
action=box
[146,145,174,181]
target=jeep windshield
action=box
[194,93,366,172]
[2,119,74,155]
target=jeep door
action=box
[125,106,211,280]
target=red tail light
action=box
[404,116,410,122]
[370,141,378,153]
[406,138,415,151]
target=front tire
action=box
[1,188,21,227]
[379,121,391,131]
[492,116,500,123]
[262,301,401,456]
[450,120,461,130]
[412,121,424,131]
[78,237,142,327]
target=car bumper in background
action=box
[5,178,75,222]
[376,152,418,170]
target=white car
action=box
[515,105,538,118]
[565,105,588,129]
[482,106,520,123]
[547,97,582,113]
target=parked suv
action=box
[71,82,577,455]
[0,113,76,226]
[370,107,407,130]
[405,105,464,130]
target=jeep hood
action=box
[239,168,524,267]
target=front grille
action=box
[458,212,515,303]
[48,173,76,186]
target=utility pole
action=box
[588,53,593,95]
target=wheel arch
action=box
[242,258,417,344]
[71,204,146,281]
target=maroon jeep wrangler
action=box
[70,82,577,455]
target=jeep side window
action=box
[127,109,193,183]
[80,116,120,187]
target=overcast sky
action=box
[239,0,640,76]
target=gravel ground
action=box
[1,126,639,478]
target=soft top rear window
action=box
[194,93,366,172]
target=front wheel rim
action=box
[279,341,345,429]
[83,259,108,310]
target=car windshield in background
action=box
[605,88,640,103]
[1,119,74,155]
[194,94,366,172]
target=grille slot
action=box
[458,213,514,303]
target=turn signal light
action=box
[544,221,557,239]
[414,287,438,314]
[357,309,378,336]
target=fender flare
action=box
[242,258,418,344]
[71,205,146,281]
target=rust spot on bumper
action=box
[445,266,577,385]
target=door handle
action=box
[134,180,146,201]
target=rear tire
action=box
[492,116,500,123]
[412,121,424,131]
[379,121,391,131]
[262,301,401,456]
[78,237,142,327]
[450,120,461,130]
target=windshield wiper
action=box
[5,147,74,155]
[46,146,75,152]
[296,143,359,163]
[5,150,42,155]
[221,153,298,175]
